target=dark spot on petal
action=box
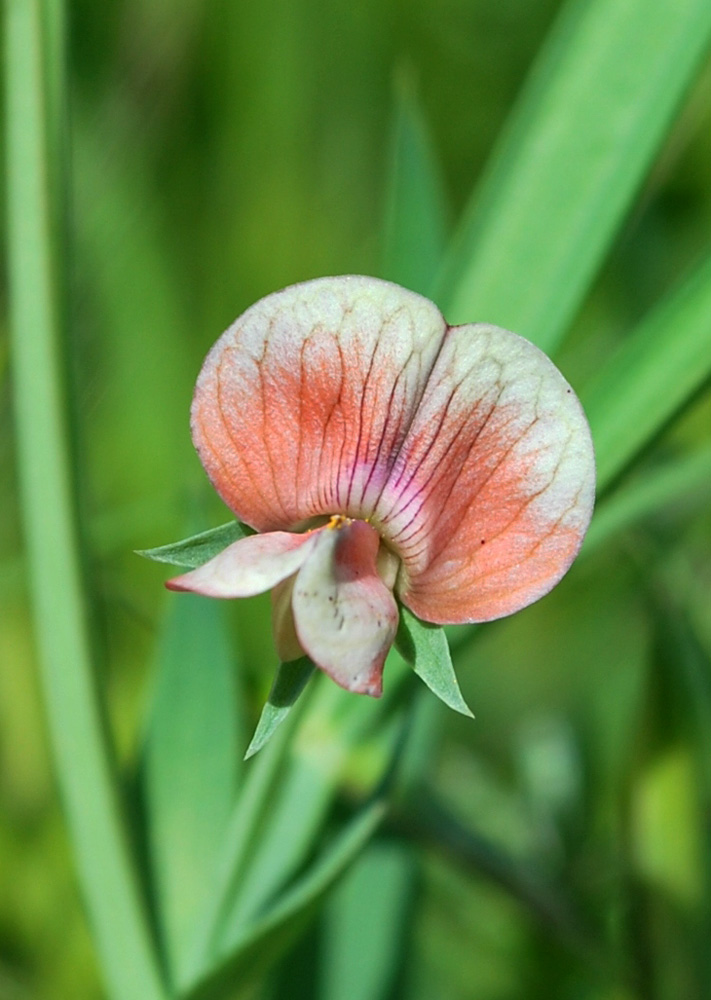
[480,539,486,545]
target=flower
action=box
[167,276,595,697]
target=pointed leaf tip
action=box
[396,605,474,718]
[136,520,250,569]
[244,657,315,759]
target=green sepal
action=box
[245,657,315,760]
[136,520,250,569]
[395,605,474,718]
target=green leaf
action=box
[582,445,711,558]
[321,840,417,1000]
[381,69,449,296]
[245,657,315,760]
[436,0,711,354]
[184,799,388,1000]
[181,688,316,989]
[207,677,411,976]
[5,0,167,996]
[184,655,414,992]
[136,520,248,569]
[582,254,711,492]
[396,605,474,718]
[142,594,242,985]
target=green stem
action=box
[4,1,167,997]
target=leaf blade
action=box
[142,594,242,984]
[582,253,711,492]
[582,445,711,557]
[184,799,388,1000]
[321,840,417,1000]
[437,0,711,353]
[5,1,167,996]
[381,71,449,296]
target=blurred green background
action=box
[2,0,711,997]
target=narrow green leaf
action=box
[142,594,242,985]
[184,800,388,1000]
[396,605,473,718]
[136,520,248,569]
[582,445,711,557]
[582,254,711,492]
[321,840,417,1000]
[381,70,449,296]
[245,657,315,760]
[437,0,711,354]
[4,1,166,996]
[181,688,315,989]
[212,675,410,970]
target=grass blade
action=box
[215,662,415,941]
[582,445,711,557]
[4,1,166,997]
[582,254,711,492]
[437,0,711,353]
[321,840,417,1000]
[380,71,449,296]
[181,688,315,989]
[184,799,388,1000]
[142,594,242,986]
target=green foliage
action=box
[4,0,711,997]
[380,71,450,296]
[5,1,167,997]
[396,606,474,718]
[582,254,711,491]
[319,841,418,1000]
[185,800,388,1000]
[245,658,315,760]
[137,521,249,569]
[142,594,243,985]
[436,0,711,353]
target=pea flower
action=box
[167,276,595,697]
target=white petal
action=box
[166,530,319,598]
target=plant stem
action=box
[4,1,167,997]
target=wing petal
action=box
[166,530,318,598]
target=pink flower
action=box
[167,276,595,697]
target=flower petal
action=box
[165,530,318,598]
[291,520,398,696]
[190,276,447,531]
[375,323,595,623]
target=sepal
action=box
[244,657,315,759]
[136,520,250,569]
[395,605,474,718]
